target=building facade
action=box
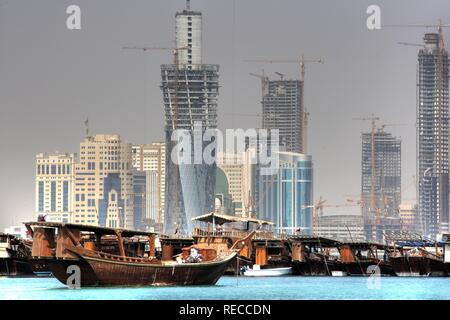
[35,152,76,223]
[399,203,420,233]
[132,171,146,230]
[161,2,219,235]
[73,134,134,228]
[317,214,365,242]
[361,129,401,241]
[217,150,256,217]
[132,142,166,227]
[262,79,303,153]
[258,152,313,235]
[417,32,450,238]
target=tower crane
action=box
[274,72,286,81]
[306,196,365,235]
[352,115,380,217]
[249,70,269,96]
[122,46,189,66]
[123,45,189,231]
[244,55,324,154]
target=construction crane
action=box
[249,70,269,97]
[244,55,324,154]
[123,45,189,232]
[398,42,426,49]
[353,115,380,217]
[122,46,189,66]
[274,72,286,81]
[307,196,364,235]
[379,123,408,132]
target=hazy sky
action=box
[1,0,450,230]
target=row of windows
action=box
[37,164,71,175]
[38,181,69,212]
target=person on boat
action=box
[185,248,203,263]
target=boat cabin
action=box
[191,211,273,259]
[288,236,341,262]
[24,222,158,260]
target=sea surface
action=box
[1,276,450,300]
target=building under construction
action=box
[361,129,402,242]
[161,2,219,235]
[417,31,450,238]
[262,79,304,153]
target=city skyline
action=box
[1,0,450,230]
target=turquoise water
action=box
[1,276,450,300]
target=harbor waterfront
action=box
[1,276,450,300]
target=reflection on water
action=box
[0,276,450,300]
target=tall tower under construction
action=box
[361,129,401,241]
[417,31,449,238]
[262,79,304,153]
[161,1,219,235]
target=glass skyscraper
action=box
[258,152,313,235]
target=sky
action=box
[0,0,449,230]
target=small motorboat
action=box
[331,271,346,277]
[242,264,292,277]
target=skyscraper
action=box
[73,134,134,228]
[258,152,313,235]
[417,31,449,238]
[361,129,401,241]
[262,79,303,153]
[35,152,76,223]
[161,2,219,234]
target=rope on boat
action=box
[317,236,330,276]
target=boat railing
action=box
[192,227,249,239]
[253,230,288,240]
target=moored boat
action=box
[338,242,395,276]
[25,221,237,287]
[242,265,292,277]
[289,236,343,276]
[386,232,446,276]
[0,233,34,276]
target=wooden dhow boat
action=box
[289,236,343,276]
[0,233,34,276]
[386,232,446,277]
[338,242,395,276]
[24,222,237,287]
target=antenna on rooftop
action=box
[186,0,190,10]
[84,117,90,138]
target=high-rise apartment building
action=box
[35,152,76,223]
[417,31,449,238]
[73,134,134,228]
[262,79,303,153]
[361,129,401,241]
[161,2,219,235]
